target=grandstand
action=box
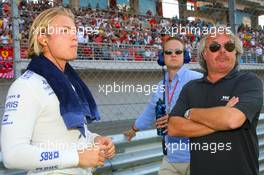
[0,0,263,174]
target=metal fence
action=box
[1,63,264,122]
[0,43,263,63]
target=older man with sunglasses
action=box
[168,30,263,175]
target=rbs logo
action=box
[40,151,59,161]
[5,101,19,109]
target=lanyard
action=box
[166,79,179,113]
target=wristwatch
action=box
[184,109,191,119]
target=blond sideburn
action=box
[28,7,74,58]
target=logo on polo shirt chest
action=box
[220,96,230,101]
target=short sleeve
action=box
[233,73,263,123]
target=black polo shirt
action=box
[170,68,263,175]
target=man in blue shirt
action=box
[124,37,202,175]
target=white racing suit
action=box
[1,70,99,175]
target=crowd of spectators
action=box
[238,24,264,63]
[0,1,263,62]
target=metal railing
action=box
[76,43,159,62]
[99,113,264,175]
[94,130,162,175]
[0,113,264,175]
[0,43,263,63]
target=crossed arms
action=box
[168,97,247,138]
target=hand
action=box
[226,96,239,107]
[78,144,106,168]
[95,136,115,159]
[156,114,169,131]
[123,128,136,142]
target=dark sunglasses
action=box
[164,49,183,55]
[209,41,235,52]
